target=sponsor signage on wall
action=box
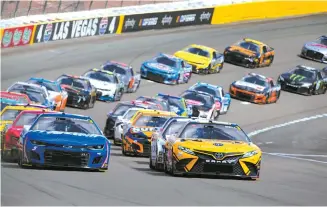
[1,25,34,48]
[121,8,214,33]
[33,16,120,43]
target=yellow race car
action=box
[174,44,224,74]
[122,109,177,157]
[163,119,261,180]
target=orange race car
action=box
[229,73,281,104]
[224,38,275,68]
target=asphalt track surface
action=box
[1,14,327,206]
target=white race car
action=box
[82,68,125,102]
[6,81,55,109]
[150,117,196,171]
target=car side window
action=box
[212,52,217,59]
[317,72,323,80]
[269,80,274,88]
[262,46,268,53]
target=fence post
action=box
[14,1,20,17]
[120,0,123,7]
[57,0,62,12]
[27,0,33,16]
[43,0,48,14]
[1,1,5,17]
[88,0,93,10]
[105,0,108,8]
[74,0,80,12]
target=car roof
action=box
[59,74,89,80]
[102,61,130,69]
[88,68,115,75]
[11,81,45,89]
[193,82,223,89]
[242,38,265,46]
[188,44,215,52]
[157,53,181,62]
[246,72,270,81]
[296,65,318,71]
[28,77,56,84]
[134,109,176,116]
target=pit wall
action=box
[1,0,326,49]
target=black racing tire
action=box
[267,56,274,66]
[114,90,123,101]
[149,157,155,170]
[121,144,127,156]
[214,110,220,120]
[323,86,327,94]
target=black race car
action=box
[56,74,101,109]
[277,65,327,95]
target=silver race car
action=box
[150,117,197,171]
[101,61,141,93]
[300,35,327,63]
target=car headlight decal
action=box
[242,150,258,158]
[30,140,46,146]
[87,145,104,150]
[178,146,195,155]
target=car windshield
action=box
[136,97,170,111]
[237,41,260,53]
[181,92,213,108]
[243,76,268,87]
[15,113,42,126]
[192,85,220,98]
[30,116,101,135]
[134,115,169,127]
[28,80,60,92]
[185,47,210,57]
[179,123,250,142]
[1,109,22,121]
[163,120,187,138]
[316,37,327,46]
[9,89,47,104]
[123,109,140,120]
[112,104,133,116]
[84,71,116,83]
[293,68,316,80]
[9,84,46,96]
[156,56,176,68]
[58,77,89,90]
[102,64,127,75]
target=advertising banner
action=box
[33,16,120,43]
[1,25,34,48]
[121,8,214,33]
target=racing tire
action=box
[267,56,274,66]
[149,157,155,170]
[213,110,220,121]
[89,97,96,109]
[121,144,127,156]
[17,152,29,169]
[114,90,123,101]
[323,86,327,94]
[218,63,224,73]
[275,91,281,103]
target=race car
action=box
[150,116,196,171]
[82,68,125,102]
[56,74,101,109]
[154,93,193,117]
[277,65,327,95]
[104,100,162,138]
[26,78,68,112]
[140,53,192,84]
[7,82,55,110]
[0,105,47,134]
[174,44,224,74]
[300,35,327,63]
[101,60,141,93]
[224,38,275,68]
[180,90,221,120]
[188,82,231,114]
[121,109,177,157]
[230,73,281,104]
[2,110,55,161]
[17,113,110,171]
[0,91,31,104]
[163,119,262,179]
[113,107,153,145]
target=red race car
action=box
[1,109,56,161]
[0,91,31,104]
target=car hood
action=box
[25,130,106,146]
[233,80,266,92]
[304,42,327,54]
[281,73,313,84]
[228,46,256,57]
[88,78,117,90]
[175,139,258,153]
[174,51,210,65]
[144,62,176,73]
[61,85,86,95]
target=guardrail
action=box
[1,0,326,49]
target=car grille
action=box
[236,92,254,101]
[44,150,89,167]
[147,71,164,83]
[143,142,151,155]
[189,160,245,176]
[306,50,324,60]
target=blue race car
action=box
[18,113,111,171]
[140,53,192,85]
[188,82,231,114]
